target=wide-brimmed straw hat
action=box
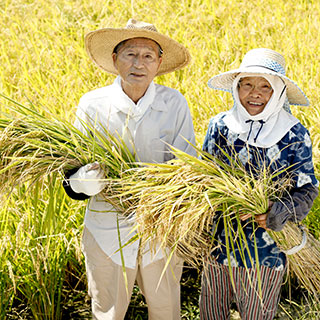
[85,18,191,76]
[208,48,309,106]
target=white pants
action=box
[82,227,183,320]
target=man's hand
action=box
[69,161,107,196]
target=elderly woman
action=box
[199,48,319,320]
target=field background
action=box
[1,0,320,319]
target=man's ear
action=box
[112,53,117,69]
[157,56,163,71]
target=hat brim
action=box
[208,66,309,106]
[85,28,191,76]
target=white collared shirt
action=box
[73,76,196,268]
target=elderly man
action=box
[63,19,196,320]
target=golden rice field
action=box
[1,0,320,319]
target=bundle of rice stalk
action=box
[269,223,320,300]
[119,147,291,268]
[2,96,320,296]
[0,95,136,202]
[119,160,218,267]
[119,147,320,297]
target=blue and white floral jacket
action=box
[203,112,319,270]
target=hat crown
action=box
[240,48,286,75]
[125,19,158,32]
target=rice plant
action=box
[269,223,320,301]
[1,0,320,318]
[0,175,86,319]
[119,147,320,299]
[0,95,136,197]
[2,96,318,299]
[119,147,289,266]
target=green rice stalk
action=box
[0,94,136,203]
[0,95,138,298]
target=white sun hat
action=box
[208,48,309,106]
[85,18,191,76]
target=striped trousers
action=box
[200,262,286,320]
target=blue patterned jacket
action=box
[203,112,319,270]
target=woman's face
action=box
[238,76,273,115]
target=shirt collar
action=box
[110,76,168,116]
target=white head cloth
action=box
[223,73,299,148]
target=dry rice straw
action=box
[269,223,320,300]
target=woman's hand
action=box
[239,200,274,229]
[239,213,252,221]
[255,200,274,229]
[255,213,268,229]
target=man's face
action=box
[112,38,162,100]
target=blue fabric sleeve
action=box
[267,184,319,231]
[266,125,319,231]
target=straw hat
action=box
[208,48,309,106]
[85,19,191,76]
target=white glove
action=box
[69,162,107,196]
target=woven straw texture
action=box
[85,19,191,76]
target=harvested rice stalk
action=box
[269,222,320,300]
[119,148,291,268]
[0,95,136,197]
[2,96,320,297]
[125,161,217,267]
[119,147,320,298]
